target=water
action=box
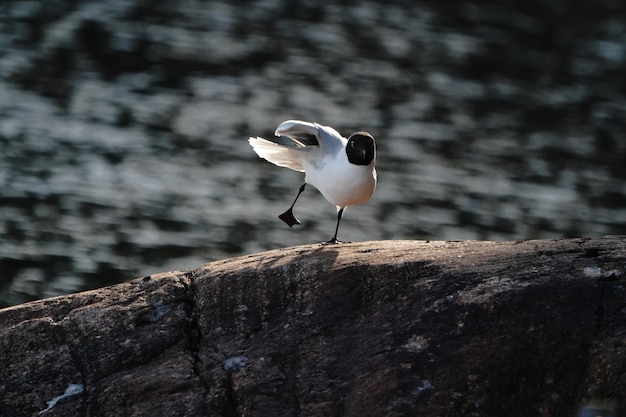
[1,0,625,307]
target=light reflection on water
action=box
[1,0,625,306]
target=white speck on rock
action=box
[583,266,603,278]
[583,266,621,279]
[38,383,84,414]
[223,356,248,372]
[402,335,429,353]
[414,379,434,395]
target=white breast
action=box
[303,151,377,208]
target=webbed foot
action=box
[279,209,301,227]
[322,237,350,245]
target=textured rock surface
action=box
[1,236,625,416]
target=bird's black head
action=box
[346,132,376,166]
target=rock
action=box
[1,237,625,416]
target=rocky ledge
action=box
[1,236,625,416]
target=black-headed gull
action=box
[249,120,377,244]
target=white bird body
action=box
[300,145,376,209]
[249,120,377,243]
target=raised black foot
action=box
[279,208,301,227]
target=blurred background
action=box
[1,0,625,307]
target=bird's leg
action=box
[279,183,306,227]
[324,207,346,244]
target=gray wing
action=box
[275,120,345,154]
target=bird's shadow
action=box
[253,241,341,273]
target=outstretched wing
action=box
[275,120,345,154]
[249,120,346,172]
[248,136,305,172]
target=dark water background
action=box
[1,0,625,307]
